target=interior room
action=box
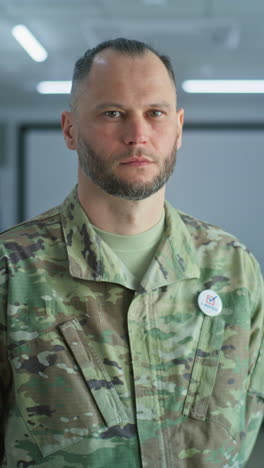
[0,1,263,465]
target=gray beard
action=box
[77,137,177,201]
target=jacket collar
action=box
[60,186,200,291]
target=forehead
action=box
[78,49,176,106]
[90,48,172,79]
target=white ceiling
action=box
[1,0,264,114]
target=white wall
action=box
[0,109,62,231]
[0,118,19,232]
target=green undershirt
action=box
[92,211,165,282]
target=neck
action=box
[77,171,165,235]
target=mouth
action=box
[120,157,153,167]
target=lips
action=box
[120,157,153,166]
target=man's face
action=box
[63,49,184,200]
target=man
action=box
[0,38,263,468]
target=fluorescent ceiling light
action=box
[37,81,72,94]
[182,80,264,94]
[12,24,48,62]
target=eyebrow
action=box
[94,101,172,111]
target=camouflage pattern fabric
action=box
[0,185,264,467]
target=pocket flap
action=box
[248,337,264,399]
[59,319,129,427]
[183,315,225,420]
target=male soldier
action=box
[0,38,264,468]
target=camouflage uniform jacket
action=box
[0,186,264,468]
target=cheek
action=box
[80,125,115,153]
[93,128,124,157]
[87,123,119,144]
[152,126,177,151]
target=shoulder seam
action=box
[0,211,60,236]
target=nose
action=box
[122,115,148,145]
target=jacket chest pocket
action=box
[183,315,242,438]
[10,319,129,457]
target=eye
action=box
[148,110,164,118]
[104,110,122,118]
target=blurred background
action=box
[0,1,263,464]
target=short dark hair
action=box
[70,37,176,109]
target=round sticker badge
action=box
[198,289,222,317]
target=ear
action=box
[176,108,184,150]
[61,111,77,150]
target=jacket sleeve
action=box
[241,260,264,465]
[0,251,12,464]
